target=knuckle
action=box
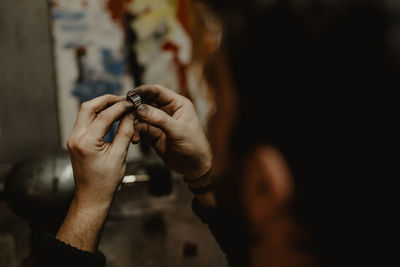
[103,94,113,98]
[80,101,93,111]
[66,133,78,151]
[74,139,90,154]
[96,111,110,121]
[123,128,134,138]
[182,96,194,106]
[67,138,86,154]
[66,138,74,151]
[105,94,121,102]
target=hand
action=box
[66,94,135,206]
[57,94,135,252]
[129,84,212,180]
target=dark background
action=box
[1,0,398,266]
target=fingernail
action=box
[127,86,141,95]
[131,134,140,144]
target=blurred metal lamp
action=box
[0,151,75,226]
[0,151,75,265]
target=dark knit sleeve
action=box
[192,198,249,267]
[32,233,106,267]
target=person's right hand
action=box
[57,94,135,252]
[66,94,135,206]
[129,84,212,181]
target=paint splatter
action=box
[106,0,132,26]
[177,0,192,34]
[162,41,189,98]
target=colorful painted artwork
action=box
[49,0,214,160]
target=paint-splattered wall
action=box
[49,0,215,160]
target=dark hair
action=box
[204,0,395,265]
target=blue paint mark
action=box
[71,49,127,142]
[72,80,122,142]
[64,42,80,49]
[104,122,119,143]
[72,80,122,103]
[52,10,85,20]
[61,25,88,32]
[101,49,126,76]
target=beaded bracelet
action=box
[187,184,213,195]
[183,169,212,184]
[184,169,212,195]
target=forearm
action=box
[56,197,112,253]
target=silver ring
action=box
[127,92,142,109]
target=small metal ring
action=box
[127,92,142,109]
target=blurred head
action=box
[197,0,394,266]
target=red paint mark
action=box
[75,46,86,56]
[177,0,191,34]
[105,0,131,26]
[162,41,190,99]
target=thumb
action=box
[111,112,135,157]
[136,104,176,134]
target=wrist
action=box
[186,167,214,199]
[184,154,212,182]
[73,188,115,210]
[185,168,212,187]
[71,196,112,215]
[184,166,212,184]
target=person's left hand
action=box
[128,85,212,181]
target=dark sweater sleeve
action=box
[32,233,106,267]
[192,198,249,267]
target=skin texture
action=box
[56,84,307,266]
[57,87,215,252]
[130,84,212,181]
[57,94,136,252]
[243,147,313,267]
[56,62,312,267]
[130,84,215,207]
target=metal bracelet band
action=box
[188,184,213,195]
[127,92,142,109]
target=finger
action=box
[131,131,141,144]
[131,125,141,144]
[131,119,142,144]
[75,94,125,130]
[86,101,134,140]
[134,121,165,147]
[111,112,135,156]
[136,104,176,134]
[128,84,185,114]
